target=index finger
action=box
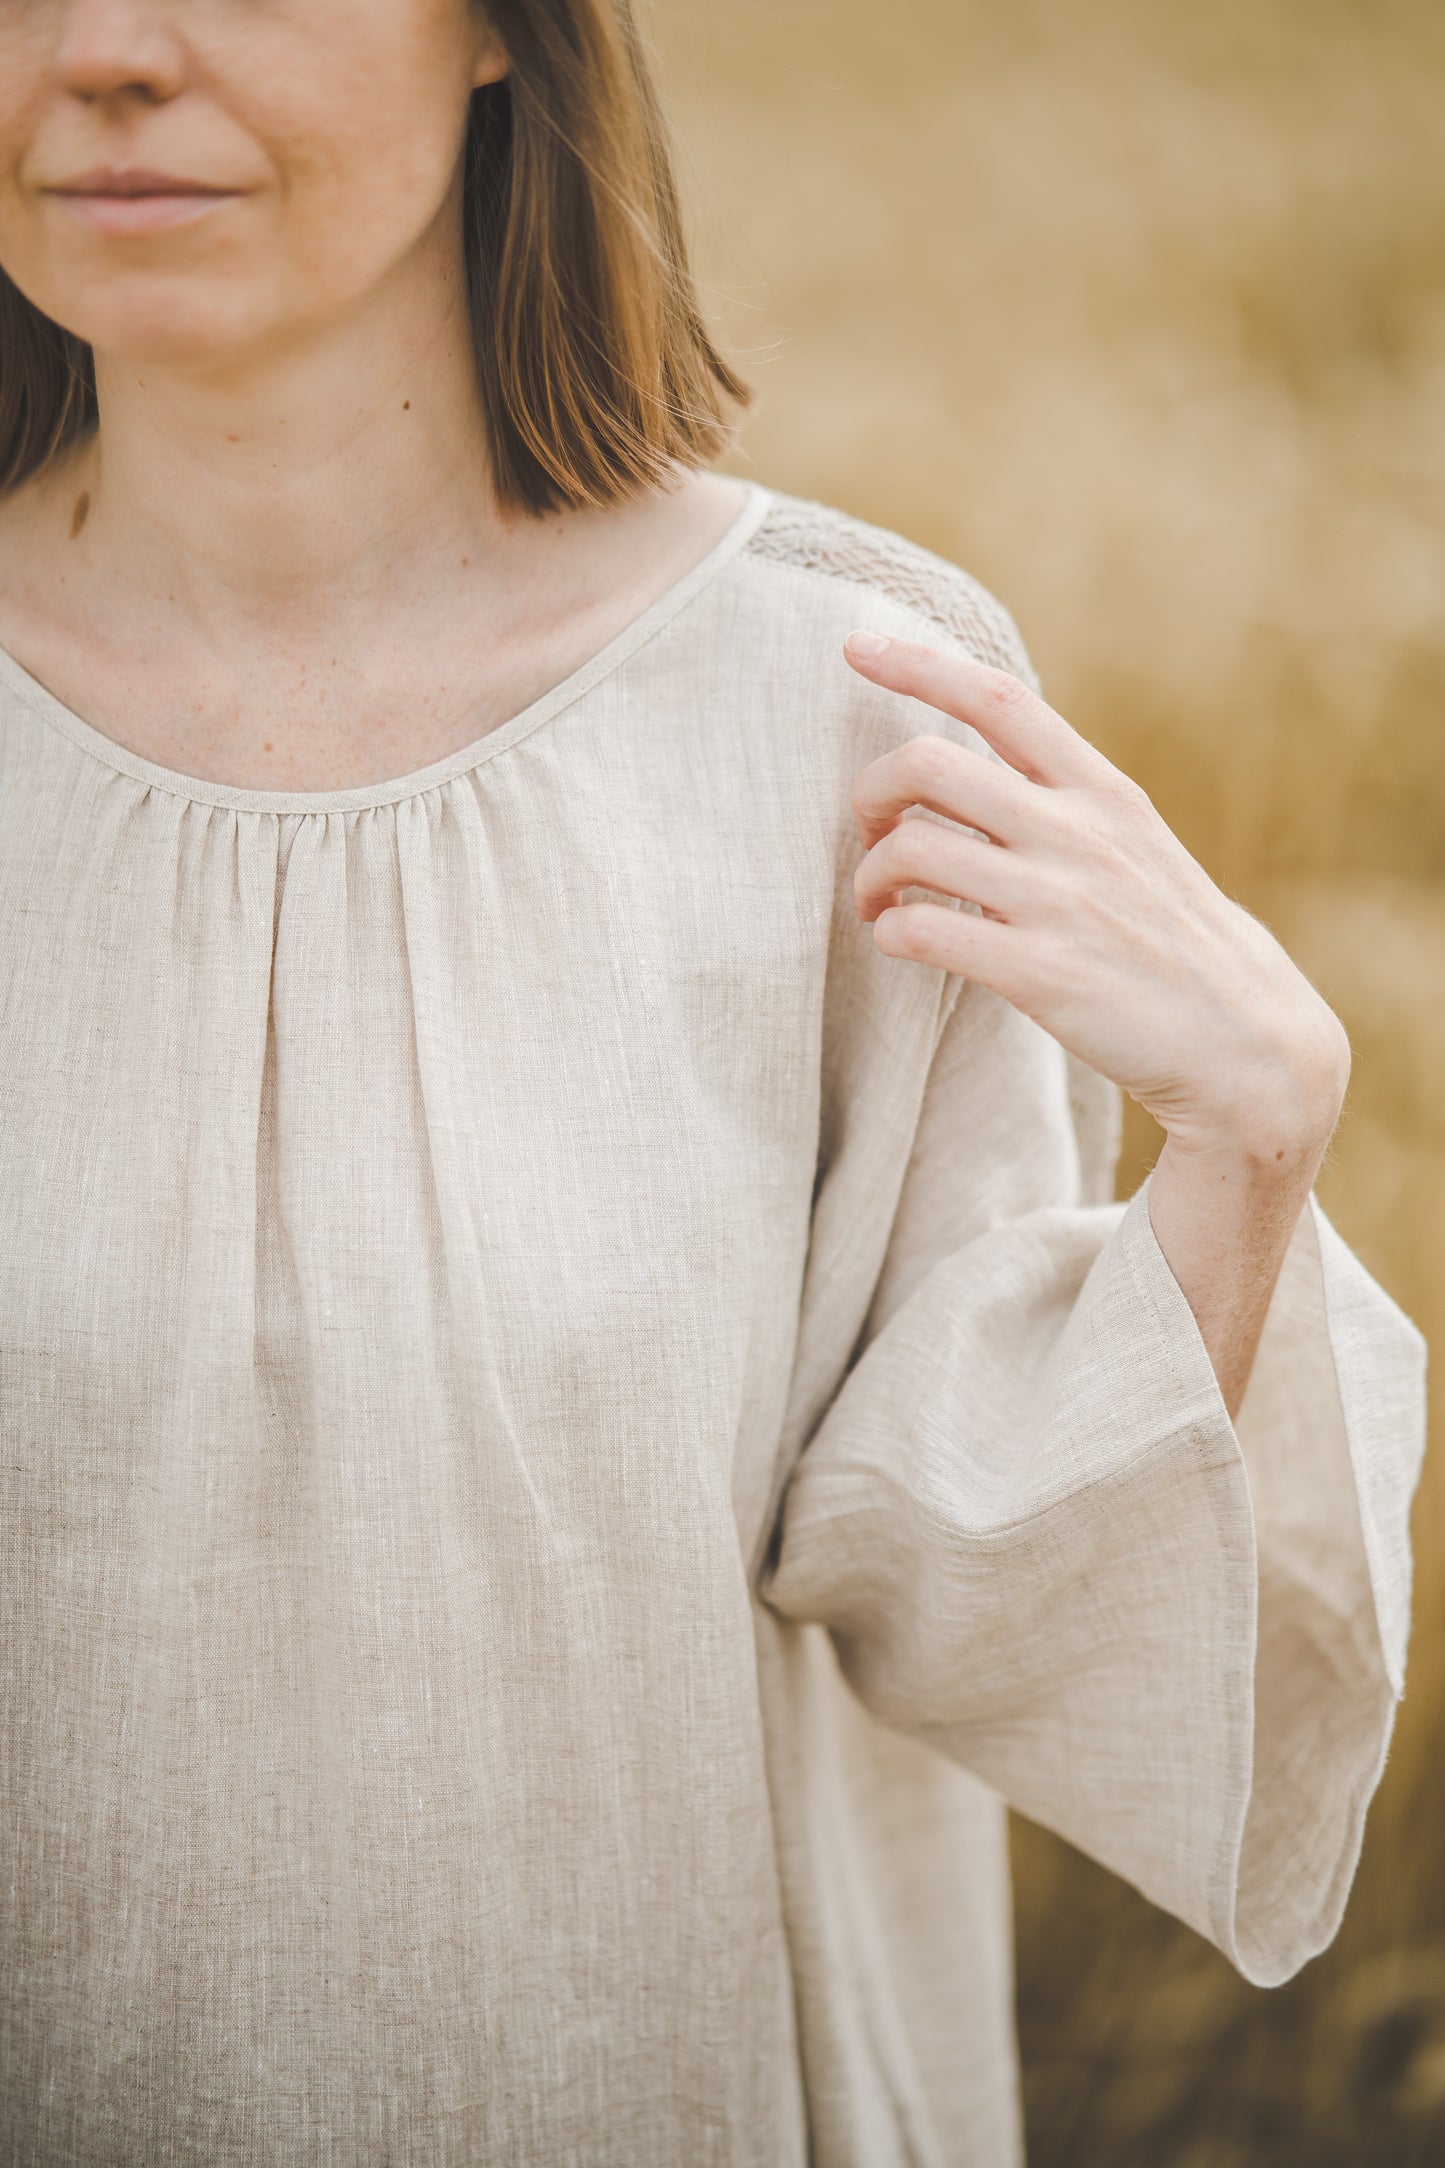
[849,731,1038,851]
[843,631,1108,790]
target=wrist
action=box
[1156,1127,1327,1205]
[1162,1012,1350,1177]
[1157,1086,1338,1193]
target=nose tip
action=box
[51,4,189,104]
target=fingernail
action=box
[846,630,890,659]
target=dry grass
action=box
[651,0,1445,2155]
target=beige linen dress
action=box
[0,477,1428,2166]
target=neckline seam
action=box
[0,476,775,818]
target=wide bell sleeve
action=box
[761,969,1428,1987]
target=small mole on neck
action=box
[226,433,239,444]
[68,491,90,540]
[403,400,411,411]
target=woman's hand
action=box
[843,630,1350,1168]
[844,626,1353,1418]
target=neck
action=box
[56,201,527,648]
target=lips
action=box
[46,167,243,235]
[52,166,233,197]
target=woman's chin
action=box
[53,291,287,376]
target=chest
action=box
[20,633,613,796]
[0,696,831,2149]
[0,717,837,1554]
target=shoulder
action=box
[722,481,1041,793]
[733,482,1039,691]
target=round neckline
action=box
[0,476,774,816]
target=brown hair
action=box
[0,0,753,516]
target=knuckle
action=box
[849,777,879,826]
[1060,782,1141,860]
[878,814,934,877]
[978,668,1031,711]
[1097,766,1153,816]
[885,908,933,959]
[859,820,926,895]
[899,732,956,792]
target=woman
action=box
[0,3,1426,2163]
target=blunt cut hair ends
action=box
[0,0,754,517]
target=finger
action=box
[844,631,1108,789]
[851,731,1044,849]
[854,812,1025,923]
[870,898,1019,984]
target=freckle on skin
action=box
[226,434,239,443]
[263,741,273,753]
[69,492,90,539]
[403,400,410,411]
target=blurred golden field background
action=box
[650,0,1445,2159]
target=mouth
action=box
[46,169,244,236]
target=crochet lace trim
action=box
[746,488,1120,1191]
[743,488,1035,683]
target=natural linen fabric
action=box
[0,477,1427,2167]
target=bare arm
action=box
[1147,1107,1344,1422]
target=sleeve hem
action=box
[1118,1169,1419,1980]
[1123,1170,1425,1701]
[767,1164,1423,1989]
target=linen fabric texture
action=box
[0,478,1428,2166]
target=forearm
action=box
[1145,1120,1338,1424]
